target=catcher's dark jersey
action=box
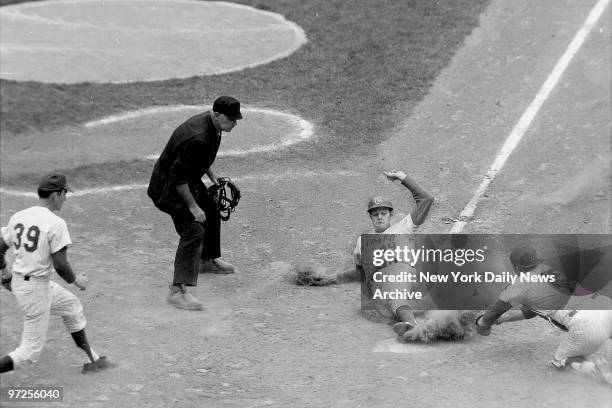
[499,265,572,311]
[148,111,221,214]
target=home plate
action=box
[373,337,460,354]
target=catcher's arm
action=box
[475,299,513,335]
[496,309,529,324]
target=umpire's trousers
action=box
[169,188,221,286]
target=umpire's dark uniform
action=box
[147,111,222,286]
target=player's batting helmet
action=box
[367,196,393,212]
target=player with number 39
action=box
[0,173,114,374]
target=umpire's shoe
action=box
[167,286,204,311]
[199,258,235,274]
[82,356,116,374]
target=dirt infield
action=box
[0,0,611,407]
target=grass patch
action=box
[0,0,490,186]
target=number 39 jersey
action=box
[1,206,72,277]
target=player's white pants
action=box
[553,310,612,364]
[369,264,421,315]
[8,276,86,369]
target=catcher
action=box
[296,170,448,341]
[475,246,612,384]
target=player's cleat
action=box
[571,358,612,385]
[167,290,204,311]
[549,358,566,370]
[392,321,415,337]
[199,259,235,274]
[81,356,116,374]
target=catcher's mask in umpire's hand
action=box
[209,177,241,221]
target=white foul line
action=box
[450,0,610,234]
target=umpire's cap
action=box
[510,246,540,269]
[213,96,242,120]
[38,173,72,193]
[367,195,393,212]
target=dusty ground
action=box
[1,176,611,408]
[1,0,611,407]
[1,176,610,408]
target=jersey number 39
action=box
[14,224,41,252]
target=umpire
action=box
[148,96,242,311]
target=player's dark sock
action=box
[71,329,95,363]
[0,355,14,373]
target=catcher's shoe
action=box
[81,356,116,374]
[199,259,235,274]
[167,290,204,311]
[392,321,415,337]
[571,358,612,385]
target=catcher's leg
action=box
[553,311,612,366]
